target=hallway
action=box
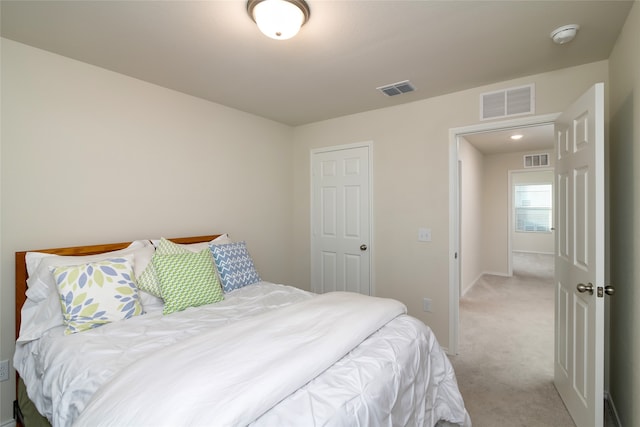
[450,252,576,426]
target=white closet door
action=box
[311,144,371,295]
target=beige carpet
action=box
[449,252,577,427]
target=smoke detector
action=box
[551,24,580,45]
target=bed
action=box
[14,234,471,427]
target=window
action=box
[514,184,552,232]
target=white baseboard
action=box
[461,272,484,297]
[0,419,16,427]
[482,270,511,278]
[512,250,554,255]
[462,271,511,297]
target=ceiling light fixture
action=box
[510,134,524,141]
[550,24,580,45]
[247,0,310,40]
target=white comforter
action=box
[15,282,470,427]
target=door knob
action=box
[577,283,594,295]
[604,285,615,296]
[360,244,368,251]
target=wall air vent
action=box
[377,80,416,97]
[524,153,550,168]
[480,84,535,120]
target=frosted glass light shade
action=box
[550,24,580,45]
[249,0,309,40]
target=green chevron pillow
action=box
[137,236,230,298]
[153,248,224,315]
[136,238,190,297]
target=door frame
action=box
[310,141,374,296]
[448,113,560,355]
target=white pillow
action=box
[139,291,164,313]
[209,233,233,246]
[18,240,153,342]
[150,233,232,251]
[17,291,63,342]
[25,240,152,303]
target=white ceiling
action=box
[0,0,634,127]
[462,123,554,155]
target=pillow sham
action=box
[17,292,63,343]
[209,241,261,293]
[25,240,152,303]
[52,256,143,335]
[138,291,164,314]
[153,249,224,315]
[150,233,232,251]
[137,235,231,297]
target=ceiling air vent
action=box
[480,84,535,120]
[524,153,550,168]
[377,80,416,97]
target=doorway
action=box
[447,113,559,354]
[450,120,562,423]
[450,84,608,427]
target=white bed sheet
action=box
[14,282,470,427]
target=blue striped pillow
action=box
[209,242,261,293]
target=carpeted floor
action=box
[449,252,577,427]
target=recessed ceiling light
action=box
[510,134,524,141]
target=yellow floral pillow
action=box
[51,256,143,334]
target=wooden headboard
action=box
[14,235,221,341]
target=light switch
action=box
[418,228,431,242]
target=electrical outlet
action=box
[0,360,9,382]
[423,298,432,312]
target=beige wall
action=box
[292,60,609,350]
[608,2,640,426]
[0,39,294,422]
[480,152,555,276]
[481,151,513,276]
[457,141,554,295]
[459,138,484,295]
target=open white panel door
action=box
[554,83,606,427]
